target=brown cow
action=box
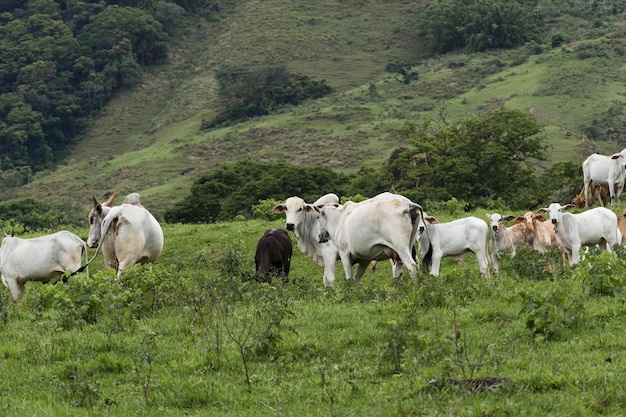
[254,228,293,281]
[573,180,608,208]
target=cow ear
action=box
[427,216,438,224]
[485,213,491,220]
[513,217,524,224]
[304,205,315,213]
[536,215,547,222]
[503,215,516,222]
[537,208,547,214]
[563,204,575,211]
[92,196,99,208]
[272,204,286,214]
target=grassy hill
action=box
[15,0,626,224]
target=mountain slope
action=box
[19,1,626,224]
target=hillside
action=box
[16,0,626,224]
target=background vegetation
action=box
[1,0,625,223]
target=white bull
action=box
[417,215,490,279]
[582,150,626,208]
[0,231,88,302]
[315,199,421,283]
[272,193,340,286]
[537,203,621,266]
[88,194,163,276]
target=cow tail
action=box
[73,240,90,277]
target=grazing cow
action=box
[537,203,621,266]
[254,228,292,281]
[485,213,532,274]
[0,231,88,302]
[582,150,626,207]
[316,199,421,283]
[572,181,608,208]
[617,208,626,245]
[417,215,490,279]
[87,195,164,276]
[272,193,341,287]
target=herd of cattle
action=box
[0,193,163,302]
[2,149,626,301]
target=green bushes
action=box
[202,65,333,129]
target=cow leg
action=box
[353,262,369,282]
[569,245,581,266]
[430,252,442,277]
[4,277,22,302]
[321,249,338,287]
[339,253,354,281]
[491,251,500,275]
[477,251,490,281]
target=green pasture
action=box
[2,211,626,416]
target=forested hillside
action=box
[3,0,626,225]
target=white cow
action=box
[272,193,341,286]
[315,199,421,283]
[582,150,626,208]
[0,231,88,302]
[87,194,163,276]
[353,192,418,278]
[486,213,532,274]
[537,203,621,266]
[417,215,490,279]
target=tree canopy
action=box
[164,160,349,223]
[0,0,175,173]
[355,109,553,209]
[420,0,544,54]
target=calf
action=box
[254,228,292,281]
[486,213,532,274]
[521,211,564,271]
[0,231,88,302]
[537,203,621,266]
[417,215,490,279]
[572,180,608,208]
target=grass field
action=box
[2,210,626,416]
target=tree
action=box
[420,0,543,54]
[393,109,548,208]
[165,160,349,223]
[204,65,333,128]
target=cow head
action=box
[537,203,574,233]
[486,213,515,234]
[313,203,343,243]
[272,197,316,235]
[87,193,116,248]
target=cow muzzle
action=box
[318,229,331,243]
[286,223,295,231]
